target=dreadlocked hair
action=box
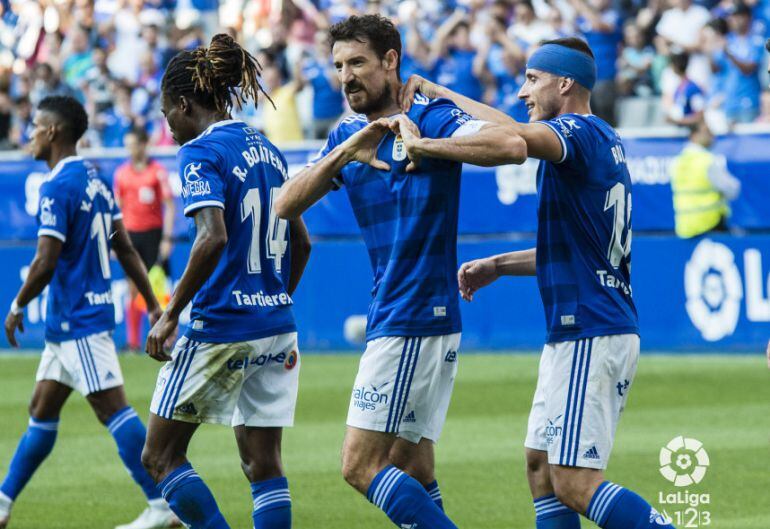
[161,33,273,113]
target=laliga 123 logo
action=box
[684,239,743,341]
[659,436,709,487]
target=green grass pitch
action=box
[0,352,768,528]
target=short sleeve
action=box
[37,181,70,242]
[537,115,594,170]
[418,99,476,140]
[178,142,225,217]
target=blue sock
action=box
[251,476,291,529]
[0,417,59,500]
[159,462,230,529]
[424,480,444,511]
[366,465,458,529]
[534,494,581,528]
[106,407,161,501]
[587,481,675,529]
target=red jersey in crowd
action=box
[113,159,172,232]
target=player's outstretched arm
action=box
[275,119,391,220]
[287,217,311,296]
[399,75,564,162]
[145,207,227,361]
[458,248,536,302]
[112,219,162,320]
[390,114,527,169]
[4,236,62,347]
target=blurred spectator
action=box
[670,121,740,238]
[10,95,33,148]
[509,0,556,46]
[665,52,706,127]
[718,4,765,123]
[62,26,94,89]
[429,11,484,102]
[97,81,137,147]
[299,30,344,139]
[261,64,304,144]
[617,22,654,96]
[0,89,11,149]
[655,0,711,88]
[570,0,622,125]
[83,47,115,114]
[29,63,76,106]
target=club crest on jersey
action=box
[555,117,580,137]
[393,135,407,162]
[182,162,211,198]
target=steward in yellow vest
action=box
[669,123,741,238]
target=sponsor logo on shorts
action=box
[616,379,630,397]
[444,350,457,362]
[583,446,601,460]
[176,403,198,416]
[352,383,389,411]
[227,352,289,370]
[403,410,416,423]
[285,350,298,370]
[544,415,563,445]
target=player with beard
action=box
[400,38,677,529]
[275,14,526,529]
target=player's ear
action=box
[179,95,192,115]
[383,49,399,73]
[559,77,575,95]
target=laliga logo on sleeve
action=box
[659,436,709,487]
[684,239,743,341]
[392,135,406,162]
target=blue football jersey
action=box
[309,95,475,341]
[536,114,639,343]
[37,156,121,342]
[177,120,296,343]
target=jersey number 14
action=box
[604,182,632,269]
[241,187,288,274]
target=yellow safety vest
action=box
[670,146,728,239]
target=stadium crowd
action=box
[1,0,770,149]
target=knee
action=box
[341,447,384,494]
[141,444,169,483]
[240,454,283,483]
[525,449,548,478]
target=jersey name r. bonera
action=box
[177,120,295,343]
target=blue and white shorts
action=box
[525,334,640,469]
[36,331,124,396]
[346,333,460,444]
[150,332,300,428]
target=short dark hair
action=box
[329,15,402,73]
[540,37,595,59]
[670,51,689,73]
[126,125,149,143]
[38,95,88,144]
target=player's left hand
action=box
[145,311,175,362]
[389,115,422,172]
[458,257,499,302]
[4,311,24,348]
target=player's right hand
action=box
[399,75,442,112]
[458,258,499,302]
[340,118,391,171]
[4,310,23,348]
[145,311,175,362]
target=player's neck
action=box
[131,157,148,170]
[46,144,78,170]
[557,99,592,117]
[194,111,232,139]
